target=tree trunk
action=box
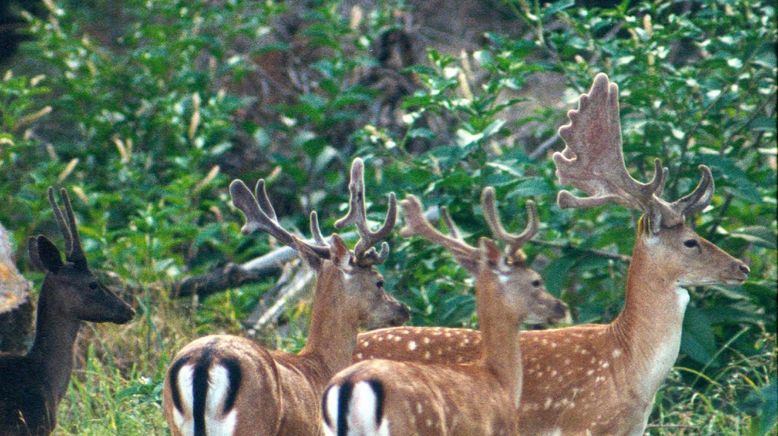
[0,222,33,353]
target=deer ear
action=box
[479,237,502,267]
[28,237,44,271]
[35,235,63,273]
[293,237,323,271]
[329,234,352,270]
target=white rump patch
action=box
[172,362,238,436]
[323,382,390,436]
[349,381,390,435]
[173,364,195,436]
[205,365,238,435]
[323,385,340,434]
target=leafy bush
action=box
[0,0,774,433]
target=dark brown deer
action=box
[0,188,135,435]
[163,158,409,436]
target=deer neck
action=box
[27,279,82,403]
[300,267,359,376]
[612,237,689,397]
[477,278,524,408]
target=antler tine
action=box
[334,158,398,264]
[334,158,367,231]
[399,194,478,260]
[553,73,667,214]
[47,187,88,268]
[439,206,461,240]
[481,187,538,257]
[309,211,327,246]
[670,165,715,218]
[229,179,330,258]
[253,179,278,222]
[47,187,73,256]
[58,188,87,267]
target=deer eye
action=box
[376,280,384,288]
[531,280,542,287]
[683,239,698,248]
[89,282,98,290]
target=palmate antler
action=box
[334,158,397,266]
[400,187,539,272]
[553,73,714,233]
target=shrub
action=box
[0,0,774,433]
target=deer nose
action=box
[392,303,411,326]
[399,304,410,321]
[736,262,750,276]
[549,300,568,323]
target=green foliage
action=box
[0,0,774,434]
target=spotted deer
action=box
[163,158,409,436]
[353,74,750,435]
[321,189,567,436]
[0,188,135,436]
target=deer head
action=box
[229,158,408,330]
[400,187,567,324]
[553,73,749,287]
[27,188,135,324]
[475,236,562,329]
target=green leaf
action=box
[730,226,777,249]
[482,119,506,139]
[542,256,576,294]
[439,293,476,325]
[408,128,434,140]
[506,177,554,198]
[681,306,716,364]
[740,381,778,436]
[749,117,777,132]
[486,161,522,178]
[473,50,494,67]
[543,0,575,18]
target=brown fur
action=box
[163,254,408,436]
[324,240,565,435]
[354,220,749,434]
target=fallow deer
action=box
[353,73,750,435]
[321,189,567,436]
[0,188,135,436]
[163,158,409,436]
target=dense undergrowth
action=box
[0,0,775,434]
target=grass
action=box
[48,284,776,435]
[650,328,776,435]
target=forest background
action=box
[0,0,775,434]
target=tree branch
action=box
[170,208,442,298]
[243,262,316,336]
[531,239,631,263]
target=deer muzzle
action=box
[723,260,750,284]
